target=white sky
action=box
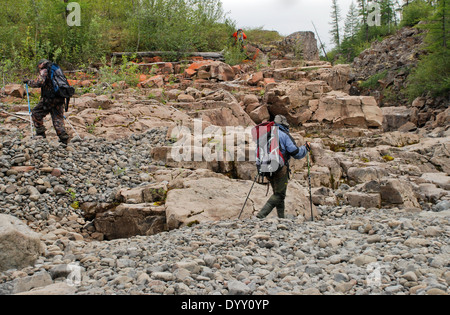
[221,0,355,51]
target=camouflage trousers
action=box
[32,97,69,142]
[257,166,289,219]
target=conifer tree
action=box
[344,1,360,39]
[407,0,450,98]
[357,0,369,40]
[330,0,342,49]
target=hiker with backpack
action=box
[232,29,247,50]
[23,59,74,145]
[255,115,311,219]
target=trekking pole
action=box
[307,152,314,222]
[238,174,259,220]
[64,115,82,140]
[25,84,35,138]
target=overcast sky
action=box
[221,0,355,51]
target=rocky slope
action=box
[351,26,449,131]
[0,45,449,295]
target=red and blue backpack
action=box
[251,122,286,179]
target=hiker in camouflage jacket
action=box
[23,59,69,145]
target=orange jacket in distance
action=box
[233,31,247,41]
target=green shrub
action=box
[0,0,235,82]
[360,70,389,89]
[123,0,234,53]
[244,27,284,45]
[406,49,450,99]
[224,45,248,66]
[98,54,140,88]
[406,0,450,99]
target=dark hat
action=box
[37,59,50,67]
[274,115,289,127]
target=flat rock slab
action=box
[0,214,43,272]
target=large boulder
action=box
[8,271,53,294]
[185,61,235,81]
[4,84,26,98]
[307,64,352,91]
[176,90,255,127]
[265,80,331,126]
[16,282,77,296]
[265,81,382,128]
[94,204,167,240]
[308,142,342,189]
[165,175,317,229]
[0,214,44,272]
[194,103,255,127]
[382,106,413,132]
[417,183,448,204]
[345,192,381,209]
[421,173,450,190]
[312,94,383,128]
[248,105,270,124]
[429,141,450,175]
[210,61,236,81]
[433,107,450,129]
[93,183,169,240]
[117,183,168,204]
[281,31,320,61]
[380,179,421,209]
[139,75,165,88]
[380,131,420,147]
[347,166,386,184]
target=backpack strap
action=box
[46,62,60,93]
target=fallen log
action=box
[63,68,98,74]
[134,60,194,67]
[273,65,333,72]
[111,51,225,61]
[0,109,31,122]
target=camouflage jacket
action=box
[27,65,55,99]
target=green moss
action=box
[329,143,346,153]
[360,157,370,163]
[70,201,80,210]
[187,220,200,227]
